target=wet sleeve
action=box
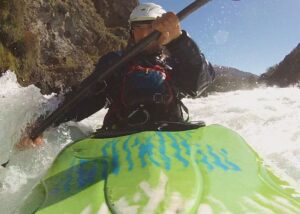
[166,30,215,98]
[53,52,122,126]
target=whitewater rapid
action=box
[0,71,300,213]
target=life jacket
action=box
[102,59,189,130]
[121,64,174,108]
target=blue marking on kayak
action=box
[78,159,88,188]
[146,136,161,167]
[157,132,171,170]
[176,134,191,156]
[63,159,76,193]
[182,140,191,156]
[166,132,189,167]
[101,140,120,175]
[77,159,98,188]
[207,145,229,171]
[101,159,109,179]
[138,136,160,168]
[96,134,241,174]
[220,148,241,172]
[101,141,112,157]
[131,138,140,148]
[123,137,134,171]
[196,145,214,171]
[111,140,120,175]
[184,132,193,138]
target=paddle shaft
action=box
[29,0,211,139]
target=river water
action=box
[0,71,299,213]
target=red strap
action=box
[128,65,172,80]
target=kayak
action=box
[17,124,300,213]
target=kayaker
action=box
[18,3,215,148]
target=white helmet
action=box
[129,3,166,23]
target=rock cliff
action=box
[205,66,259,94]
[0,0,137,93]
[259,43,300,87]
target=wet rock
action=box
[0,0,138,94]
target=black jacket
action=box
[55,31,215,128]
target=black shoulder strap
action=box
[178,99,190,122]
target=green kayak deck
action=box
[18,124,300,213]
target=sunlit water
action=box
[0,71,299,213]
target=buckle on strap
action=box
[178,99,189,122]
[127,108,150,126]
[153,93,165,104]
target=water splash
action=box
[0,71,299,213]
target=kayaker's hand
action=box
[15,135,44,150]
[152,12,182,45]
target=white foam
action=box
[97,203,110,214]
[140,171,168,213]
[185,86,300,186]
[80,205,92,214]
[0,71,300,213]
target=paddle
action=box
[27,0,212,140]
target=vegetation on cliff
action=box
[0,0,137,93]
[260,43,300,87]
